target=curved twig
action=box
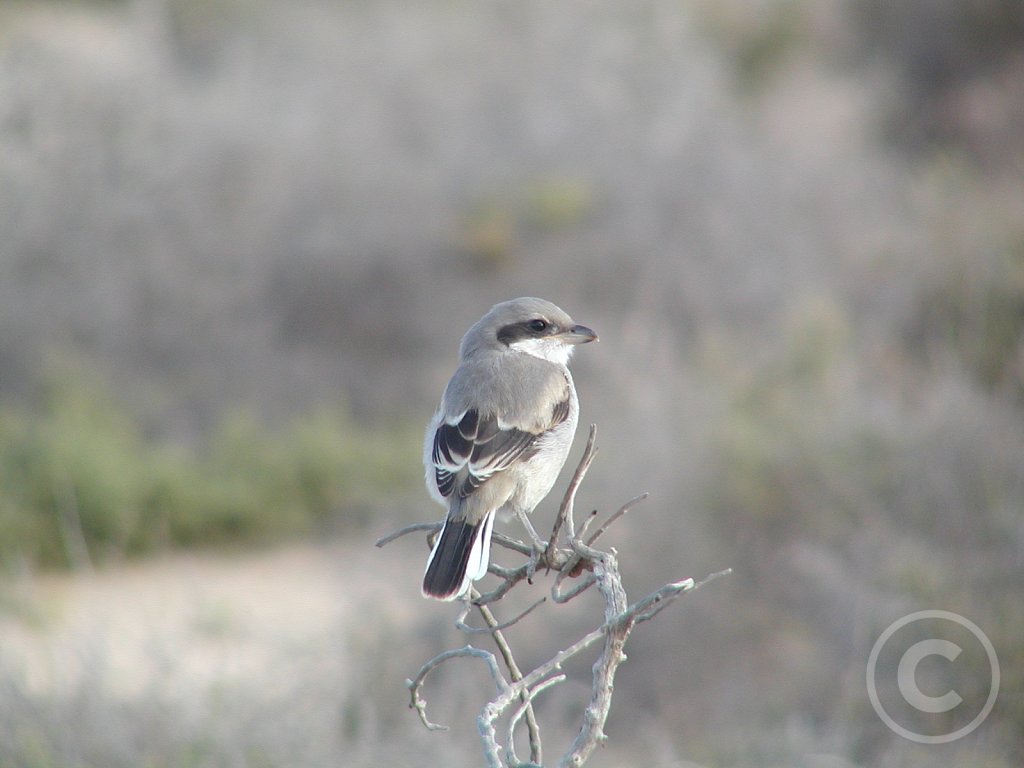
[506,674,565,767]
[375,521,441,548]
[407,645,507,731]
[457,597,547,634]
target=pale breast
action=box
[501,368,580,516]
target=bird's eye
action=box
[528,318,549,333]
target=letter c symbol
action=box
[897,639,963,714]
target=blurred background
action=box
[0,0,1022,766]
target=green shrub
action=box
[0,371,418,570]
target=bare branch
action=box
[546,424,598,554]
[574,508,601,546]
[558,549,626,766]
[490,531,534,557]
[375,521,440,548]
[693,567,735,590]
[473,566,532,605]
[456,597,547,634]
[385,425,731,767]
[473,595,544,765]
[506,673,566,766]
[407,645,507,732]
[505,675,565,765]
[551,569,597,604]
[586,492,648,546]
[621,578,696,625]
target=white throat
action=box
[510,337,573,366]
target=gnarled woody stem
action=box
[382,424,730,766]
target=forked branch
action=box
[380,424,730,767]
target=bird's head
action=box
[461,297,597,365]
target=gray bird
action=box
[422,297,598,600]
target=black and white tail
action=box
[422,508,496,600]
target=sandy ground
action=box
[0,540,425,698]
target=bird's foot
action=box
[526,543,545,584]
[515,510,550,583]
[515,510,546,550]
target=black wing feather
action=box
[432,406,567,499]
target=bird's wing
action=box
[431,399,570,499]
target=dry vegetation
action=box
[0,0,1022,766]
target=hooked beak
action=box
[560,323,599,344]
